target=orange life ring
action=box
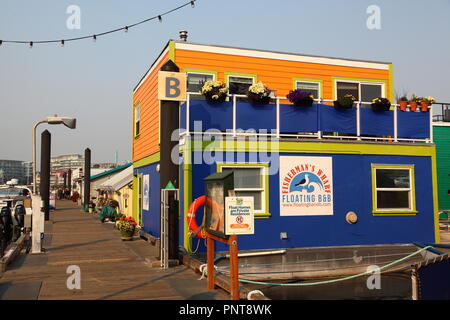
[187,195,206,239]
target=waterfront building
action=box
[132,38,439,253]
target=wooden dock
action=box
[0,201,228,300]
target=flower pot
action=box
[204,93,227,103]
[120,229,135,241]
[398,101,408,111]
[371,102,390,112]
[333,100,353,110]
[247,93,271,105]
[420,102,430,112]
[292,97,314,107]
[409,101,418,112]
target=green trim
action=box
[332,76,388,100]
[216,162,270,218]
[371,164,416,215]
[132,175,139,222]
[388,64,395,102]
[90,163,132,181]
[182,140,193,253]
[186,138,436,157]
[184,68,218,80]
[293,77,323,99]
[133,152,160,168]
[168,40,175,62]
[431,149,440,243]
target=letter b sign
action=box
[158,71,187,101]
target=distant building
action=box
[51,154,84,172]
[0,159,27,185]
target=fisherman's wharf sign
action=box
[280,156,334,216]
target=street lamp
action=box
[32,116,76,194]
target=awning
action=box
[97,166,133,192]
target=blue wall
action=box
[184,151,436,253]
[134,162,160,237]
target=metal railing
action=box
[180,93,434,144]
[431,102,450,122]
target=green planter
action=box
[119,229,135,241]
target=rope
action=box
[247,290,265,300]
[229,245,432,287]
[198,263,217,280]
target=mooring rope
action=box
[219,245,432,287]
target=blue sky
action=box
[1,0,449,163]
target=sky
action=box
[0,0,449,163]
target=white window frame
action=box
[186,72,216,94]
[227,75,255,95]
[295,80,322,99]
[219,164,267,215]
[335,80,385,103]
[134,104,141,137]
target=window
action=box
[219,164,268,216]
[336,81,384,103]
[187,72,214,94]
[134,104,140,137]
[296,81,321,99]
[227,75,255,95]
[372,165,416,214]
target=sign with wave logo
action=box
[280,156,333,216]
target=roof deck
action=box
[180,94,434,144]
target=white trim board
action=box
[175,42,390,71]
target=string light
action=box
[0,0,196,48]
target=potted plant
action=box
[333,94,356,109]
[200,80,228,103]
[409,94,419,112]
[371,97,391,112]
[246,81,272,105]
[286,89,315,107]
[419,96,435,112]
[397,96,408,111]
[116,216,137,240]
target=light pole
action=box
[32,116,76,194]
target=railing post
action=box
[429,104,433,143]
[394,103,398,142]
[356,101,361,141]
[317,98,322,139]
[233,94,237,138]
[186,93,190,137]
[276,98,280,139]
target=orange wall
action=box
[132,52,168,162]
[175,49,391,100]
[133,46,391,163]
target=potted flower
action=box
[200,80,228,103]
[116,216,137,240]
[397,96,408,111]
[333,94,356,109]
[419,96,435,112]
[371,97,391,112]
[409,94,420,112]
[247,81,272,105]
[286,89,314,107]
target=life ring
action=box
[187,195,206,239]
